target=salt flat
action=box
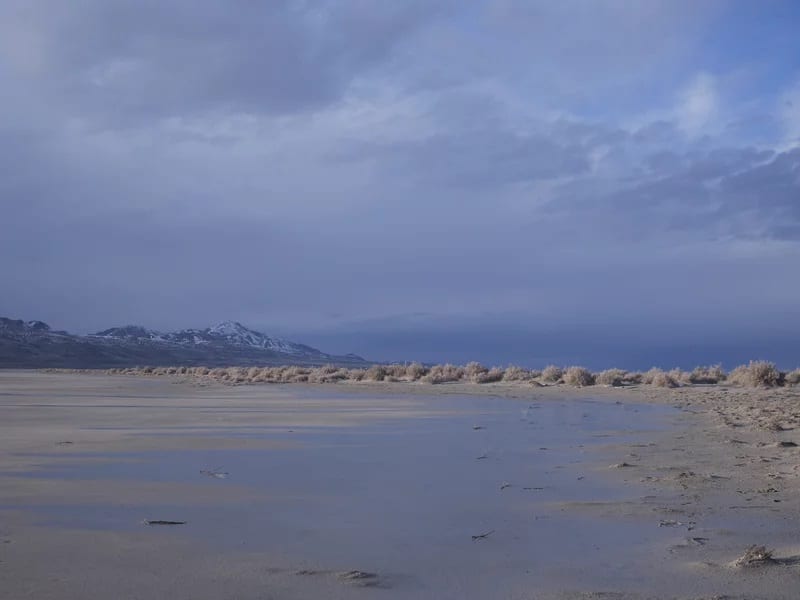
[0,371,798,599]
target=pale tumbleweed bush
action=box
[502,365,532,382]
[688,364,726,384]
[384,364,409,379]
[728,360,781,388]
[668,368,691,385]
[644,368,679,388]
[473,367,505,384]
[464,362,489,382]
[563,366,595,387]
[540,365,563,383]
[595,368,628,387]
[421,364,464,384]
[622,371,644,385]
[405,362,428,380]
[364,365,388,381]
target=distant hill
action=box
[0,317,367,368]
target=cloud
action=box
[0,1,799,366]
[0,0,453,123]
[677,73,719,135]
[779,80,800,146]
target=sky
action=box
[1,1,799,369]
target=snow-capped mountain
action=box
[0,316,366,368]
[92,325,165,341]
[92,320,322,357]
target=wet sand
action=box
[0,371,799,599]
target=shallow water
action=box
[11,390,683,597]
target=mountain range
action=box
[0,317,366,368]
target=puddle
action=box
[9,392,682,596]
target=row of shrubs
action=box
[103,360,800,388]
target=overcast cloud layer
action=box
[2,1,799,368]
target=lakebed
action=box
[0,371,798,599]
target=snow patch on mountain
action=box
[205,321,310,355]
[90,320,325,358]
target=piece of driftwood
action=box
[143,519,186,526]
[736,545,775,567]
[471,530,494,541]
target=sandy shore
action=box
[1,370,798,599]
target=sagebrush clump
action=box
[421,363,464,384]
[563,366,595,387]
[595,368,628,387]
[668,368,690,385]
[464,362,489,382]
[502,365,532,382]
[473,367,505,384]
[364,365,388,381]
[540,365,563,383]
[643,368,679,388]
[405,362,428,380]
[728,360,781,388]
[688,364,726,384]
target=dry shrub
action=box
[309,367,350,383]
[364,365,388,381]
[786,369,800,386]
[540,365,563,383]
[623,371,644,385]
[331,369,351,382]
[385,364,408,378]
[474,367,505,384]
[226,367,246,380]
[688,364,726,384]
[595,368,627,387]
[405,362,427,380]
[563,366,595,387]
[644,368,679,388]
[422,364,464,384]
[265,369,284,382]
[728,360,781,388]
[642,368,659,384]
[272,366,305,383]
[348,368,366,381]
[668,368,690,385]
[246,368,266,383]
[502,365,531,382]
[250,367,274,382]
[464,362,488,381]
[287,366,311,376]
